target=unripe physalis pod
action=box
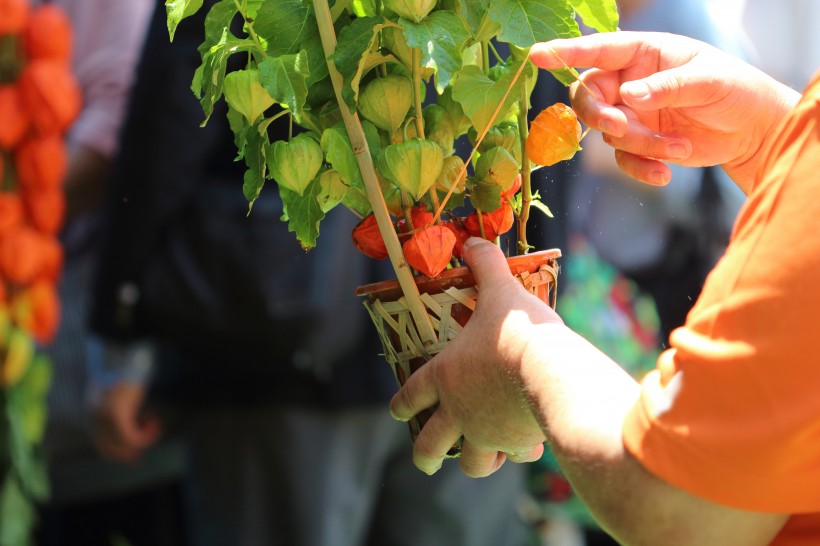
[383,0,436,22]
[464,201,514,240]
[435,155,466,194]
[422,104,455,155]
[267,134,323,196]
[352,214,389,260]
[358,75,413,133]
[378,137,443,201]
[402,225,456,278]
[526,102,582,167]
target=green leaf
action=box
[342,187,373,217]
[451,63,528,135]
[302,34,330,87]
[165,0,204,41]
[330,16,386,112]
[0,476,34,546]
[280,177,326,249]
[450,0,500,42]
[569,0,619,33]
[401,11,470,93]
[320,121,381,188]
[549,67,579,86]
[192,28,253,124]
[253,1,318,57]
[530,195,554,217]
[198,0,237,54]
[6,391,48,501]
[350,0,378,16]
[258,52,310,122]
[223,69,275,124]
[489,0,580,48]
[321,125,362,187]
[241,126,268,209]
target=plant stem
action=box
[311,0,437,345]
[516,72,532,254]
[234,0,266,56]
[481,40,490,74]
[411,48,442,219]
[433,58,530,224]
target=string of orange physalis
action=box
[0,0,80,386]
[351,44,586,279]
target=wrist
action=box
[723,80,802,193]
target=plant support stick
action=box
[312,0,437,345]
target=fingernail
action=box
[666,142,688,159]
[599,119,616,135]
[462,237,483,250]
[424,463,442,476]
[650,170,669,185]
[623,81,650,101]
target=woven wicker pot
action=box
[355,248,561,456]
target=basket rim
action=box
[355,247,562,299]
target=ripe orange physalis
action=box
[352,214,389,260]
[19,59,82,136]
[443,220,470,259]
[464,202,515,240]
[0,225,47,284]
[22,186,65,236]
[402,225,456,278]
[0,193,24,236]
[0,85,30,149]
[0,0,28,35]
[526,102,582,167]
[501,173,521,200]
[396,203,434,234]
[15,135,67,191]
[23,4,73,62]
[12,280,60,344]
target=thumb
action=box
[620,65,707,111]
[461,238,517,290]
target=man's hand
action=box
[390,238,561,477]
[91,382,161,463]
[530,32,802,192]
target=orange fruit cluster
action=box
[0,0,79,384]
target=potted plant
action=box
[165,0,618,452]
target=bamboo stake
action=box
[311,0,437,345]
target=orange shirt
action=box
[622,71,820,545]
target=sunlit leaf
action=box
[401,11,470,93]
[570,0,619,33]
[489,0,580,47]
[166,0,204,40]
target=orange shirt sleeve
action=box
[622,72,820,514]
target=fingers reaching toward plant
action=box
[529,31,802,192]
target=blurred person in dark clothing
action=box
[85,3,531,546]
